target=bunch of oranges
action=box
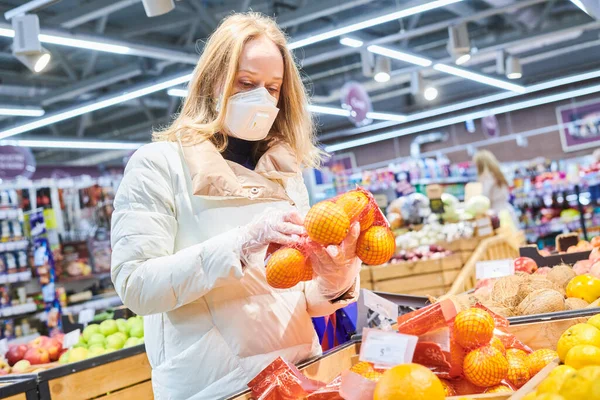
[266,189,396,289]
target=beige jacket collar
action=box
[181,140,299,203]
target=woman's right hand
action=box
[239,208,305,259]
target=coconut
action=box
[516,289,565,315]
[547,264,577,290]
[491,275,525,307]
[565,297,589,310]
[485,301,514,317]
[518,275,564,299]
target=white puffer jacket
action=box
[111,140,359,400]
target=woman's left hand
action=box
[308,222,362,299]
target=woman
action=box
[473,150,519,228]
[111,13,361,399]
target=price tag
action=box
[7,274,17,283]
[0,339,7,356]
[359,328,418,368]
[63,329,81,349]
[78,309,95,325]
[362,290,398,320]
[476,259,514,280]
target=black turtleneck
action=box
[222,136,257,170]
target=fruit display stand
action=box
[359,267,372,290]
[446,233,522,295]
[0,376,38,400]
[35,344,151,400]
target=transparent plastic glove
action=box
[238,208,305,266]
[309,222,361,299]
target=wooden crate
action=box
[0,376,37,400]
[459,237,481,252]
[373,268,461,295]
[446,233,521,295]
[441,253,463,270]
[37,345,152,400]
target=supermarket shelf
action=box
[63,294,122,315]
[412,177,473,185]
[0,303,38,318]
[0,271,31,284]
[8,333,40,345]
[0,240,29,252]
[58,272,111,283]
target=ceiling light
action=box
[0,139,144,150]
[38,33,130,54]
[0,72,193,140]
[14,48,51,73]
[306,105,351,117]
[506,55,522,80]
[373,56,391,83]
[571,0,589,14]
[167,88,188,97]
[433,64,526,93]
[288,0,463,49]
[367,45,433,67]
[10,14,52,74]
[325,81,600,152]
[447,23,471,65]
[141,0,175,17]
[366,112,407,122]
[0,107,45,117]
[424,87,439,101]
[339,37,364,48]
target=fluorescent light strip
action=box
[339,37,364,48]
[0,107,45,117]
[366,112,407,122]
[433,64,526,93]
[0,139,144,150]
[307,105,351,117]
[367,45,433,67]
[288,0,463,49]
[38,34,130,54]
[325,82,600,152]
[0,72,193,140]
[167,88,188,98]
[571,0,589,14]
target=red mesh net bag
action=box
[247,357,325,399]
[264,187,396,289]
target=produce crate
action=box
[518,245,590,267]
[36,344,151,400]
[446,233,521,295]
[0,376,38,400]
[359,267,372,291]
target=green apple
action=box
[82,324,100,342]
[99,320,118,336]
[116,319,128,335]
[106,333,126,350]
[104,348,116,354]
[125,317,140,333]
[88,343,104,351]
[58,351,70,364]
[87,333,105,347]
[113,332,127,343]
[129,323,144,339]
[73,341,87,349]
[124,337,139,348]
[87,347,106,359]
[68,347,88,363]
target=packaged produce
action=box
[247,357,325,399]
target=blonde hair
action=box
[153,12,322,168]
[473,150,509,188]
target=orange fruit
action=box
[350,361,384,381]
[305,201,350,246]
[454,308,495,350]
[507,348,529,360]
[507,351,531,388]
[301,258,313,281]
[439,379,456,396]
[356,226,396,265]
[528,349,558,377]
[463,345,509,387]
[566,274,600,303]
[490,336,506,356]
[265,248,305,289]
[485,385,513,393]
[373,363,445,400]
[336,191,375,231]
[452,378,486,395]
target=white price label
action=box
[63,329,81,349]
[78,309,95,325]
[0,339,7,356]
[7,274,17,283]
[476,259,514,280]
[359,328,418,368]
[362,289,398,320]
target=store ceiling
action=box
[0,0,598,167]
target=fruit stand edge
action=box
[507,358,560,399]
[0,376,38,400]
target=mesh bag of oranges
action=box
[265,187,396,290]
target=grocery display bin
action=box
[36,344,151,400]
[0,376,38,400]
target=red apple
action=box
[6,344,28,366]
[28,336,51,349]
[23,347,50,365]
[52,333,64,346]
[42,338,62,361]
[513,257,537,274]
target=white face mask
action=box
[221,87,280,141]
